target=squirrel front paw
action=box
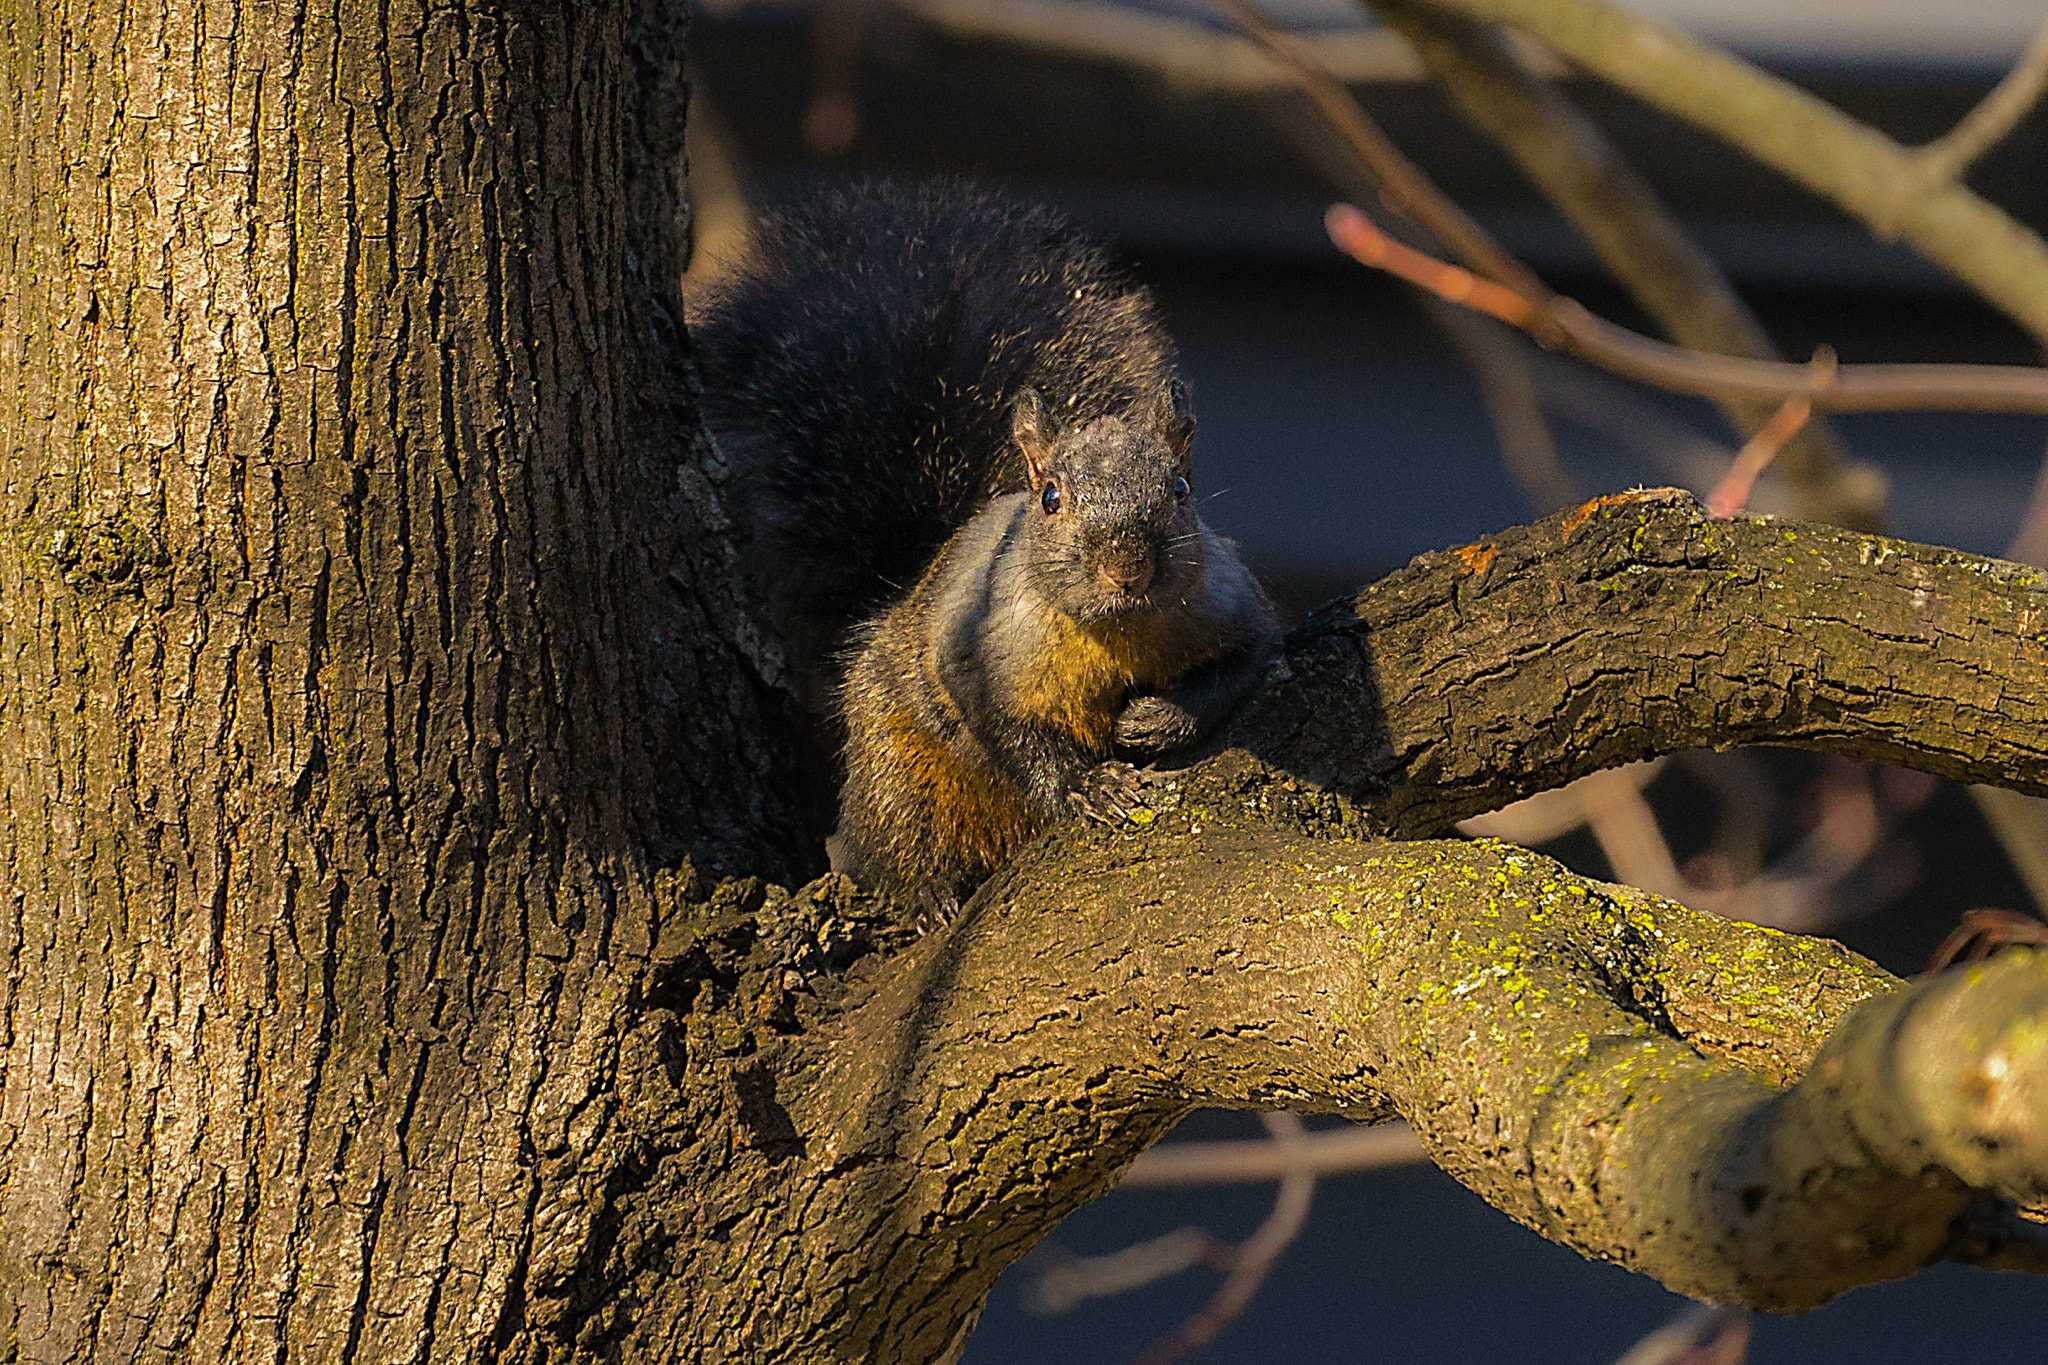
[1066,760,1151,826]
[1113,694,1201,756]
[910,883,963,935]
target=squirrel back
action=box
[691,180,1181,676]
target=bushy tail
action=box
[692,179,1178,675]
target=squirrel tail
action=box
[691,179,1179,677]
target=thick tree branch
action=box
[658,488,2048,1358]
[785,790,2048,1357]
[1229,488,2048,835]
[1404,0,2048,343]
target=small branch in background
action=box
[1023,1228,1235,1315]
[1428,301,1579,514]
[1710,761,1895,934]
[802,0,875,156]
[1926,908,2048,974]
[1328,203,2048,414]
[1873,12,2048,240]
[1704,359,1826,517]
[1460,760,1664,848]
[1133,1114,1318,1365]
[1215,0,1554,317]
[1327,201,1541,322]
[1122,1120,1425,1187]
[1613,1303,1752,1365]
[1365,0,1874,526]
[1026,1114,1344,1358]
[1576,766,1690,902]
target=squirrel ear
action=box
[1013,389,1055,487]
[1154,378,1196,469]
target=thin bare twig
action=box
[1614,1303,1752,1365]
[1459,759,1664,848]
[1121,1121,1425,1187]
[1705,355,1828,517]
[1328,203,2048,414]
[1708,762,1891,935]
[1132,1114,1318,1365]
[1427,301,1578,514]
[1023,1228,1234,1315]
[1576,766,1689,902]
[1030,1116,1374,1340]
[1215,0,1554,317]
[1926,908,2048,974]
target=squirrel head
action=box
[1011,382,1207,623]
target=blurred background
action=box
[683,2,2048,1359]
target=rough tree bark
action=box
[0,0,818,1355]
[10,3,2048,1363]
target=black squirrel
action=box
[694,181,1278,916]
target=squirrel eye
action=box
[1172,475,1191,503]
[1041,483,1062,515]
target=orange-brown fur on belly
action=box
[876,707,1039,878]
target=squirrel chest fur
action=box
[836,424,1277,916]
[693,180,1280,919]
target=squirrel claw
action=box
[910,884,962,934]
[1068,761,1150,826]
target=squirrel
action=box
[693,181,1279,918]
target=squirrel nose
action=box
[1101,556,1155,595]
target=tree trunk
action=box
[0,1,815,1354]
[15,3,2048,1361]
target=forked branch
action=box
[1873,12,2048,239]
[805,812,2048,1354]
[1405,0,2048,342]
[769,497,2048,1357]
